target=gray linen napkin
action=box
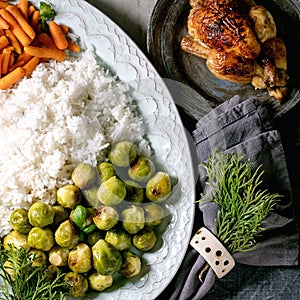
[157,96,298,300]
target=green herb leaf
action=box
[82,224,96,235]
[72,205,87,230]
[39,2,55,22]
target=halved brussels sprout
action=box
[28,249,48,267]
[49,246,69,267]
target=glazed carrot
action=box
[6,5,35,40]
[27,4,35,18]
[18,0,28,19]
[49,21,68,50]
[67,40,81,53]
[24,46,66,62]
[37,32,58,50]
[0,3,8,10]
[9,51,31,71]
[60,24,69,34]
[4,29,22,54]
[0,9,31,46]
[0,34,9,50]
[0,15,8,29]
[0,66,25,89]
[29,9,39,29]
[1,46,13,74]
[22,56,39,75]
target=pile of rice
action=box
[0,48,145,236]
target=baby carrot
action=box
[18,0,29,20]
[0,9,31,46]
[22,56,39,75]
[6,4,35,40]
[1,46,13,74]
[49,21,68,50]
[29,9,39,29]
[4,28,22,54]
[67,40,81,53]
[0,66,25,90]
[24,46,66,62]
[0,15,9,29]
[0,35,9,50]
[37,32,58,50]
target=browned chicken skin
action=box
[181,0,288,102]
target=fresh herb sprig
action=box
[200,150,281,254]
[39,2,55,32]
[0,245,67,300]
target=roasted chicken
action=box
[181,0,288,102]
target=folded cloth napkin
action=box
[157,95,298,300]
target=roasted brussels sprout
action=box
[52,205,69,228]
[121,205,145,234]
[56,184,82,209]
[68,243,92,273]
[128,156,155,183]
[119,251,141,278]
[3,230,30,252]
[9,208,32,233]
[28,202,55,228]
[55,220,80,249]
[97,162,116,182]
[72,163,97,189]
[97,176,126,206]
[146,171,171,202]
[125,184,144,204]
[133,226,157,252]
[28,227,54,251]
[28,249,47,267]
[83,186,100,207]
[105,228,131,251]
[144,203,165,226]
[49,246,70,267]
[93,205,119,231]
[85,230,103,247]
[108,140,137,167]
[88,272,113,291]
[92,239,122,276]
[64,272,88,298]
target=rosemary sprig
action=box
[200,150,281,254]
[0,245,68,300]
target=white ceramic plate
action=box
[20,0,196,299]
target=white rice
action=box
[0,48,145,236]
